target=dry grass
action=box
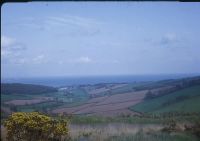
[1,107,11,114]
[69,123,163,141]
[1,123,163,141]
[1,126,7,141]
[89,109,139,117]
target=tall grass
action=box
[104,132,199,141]
[69,113,200,125]
[68,124,199,141]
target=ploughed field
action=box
[4,97,54,106]
[52,90,148,116]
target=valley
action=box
[1,76,200,117]
[1,76,200,141]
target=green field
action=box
[1,94,36,102]
[17,101,63,112]
[1,87,90,114]
[130,85,200,113]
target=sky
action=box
[1,2,200,78]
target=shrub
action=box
[162,119,177,133]
[185,121,200,137]
[4,112,69,141]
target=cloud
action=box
[76,56,92,63]
[10,58,27,65]
[1,36,15,47]
[46,15,104,29]
[65,56,92,64]
[1,35,27,64]
[159,33,178,45]
[33,54,44,61]
[95,59,120,64]
[45,15,103,36]
[145,33,182,48]
[2,54,47,65]
[58,57,120,65]
[4,15,103,37]
[1,36,26,52]
[58,60,64,65]
[32,54,46,64]
[1,36,47,65]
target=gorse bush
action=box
[4,112,69,141]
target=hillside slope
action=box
[130,85,200,113]
[1,83,57,95]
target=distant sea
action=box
[1,74,200,87]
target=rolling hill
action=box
[1,76,200,117]
[130,85,200,113]
[1,83,57,95]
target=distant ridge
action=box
[1,83,58,95]
[2,74,200,87]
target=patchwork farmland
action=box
[1,76,200,141]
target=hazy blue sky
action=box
[1,2,200,78]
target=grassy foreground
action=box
[68,123,199,141]
[1,112,200,141]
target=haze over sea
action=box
[2,74,199,87]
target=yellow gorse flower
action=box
[4,112,69,141]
